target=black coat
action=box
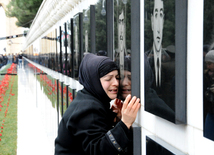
[55,88,133,155]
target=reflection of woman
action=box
[112,57,131,126]
[119,57,131,100]
[55,53,140,155]
[144,53,175,122]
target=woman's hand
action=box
[121,94,140,129]
[111,98,123,122]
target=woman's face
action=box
[120,70,131,99]
[100,70,119,100]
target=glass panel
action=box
[203,0,214,141]
[66,20,72,77]
[61,23,66,75]
[144,0,176,122]
[114,0,131,101]
[56,27,61,72]
[146,136,186,155]
[95,0,107,55]
[49,30,57,71]
[73,14,80,80]
[83,6,91,54]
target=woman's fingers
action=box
[122,94,131,109]
[131,98,140,113]
[121,95,140,129]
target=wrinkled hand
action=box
[111,98,123,122]
[121,94,140,129]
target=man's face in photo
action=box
[151,0,164,52]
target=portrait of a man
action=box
[147,0,170,87]
[144,0,176,122]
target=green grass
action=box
[0,73,18,155]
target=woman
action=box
[55,53,140,155]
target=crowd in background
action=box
[0,53,23,69]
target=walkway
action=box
[16,64,54,155]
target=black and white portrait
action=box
[144,0,176,122]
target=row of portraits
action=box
[26,0,213,144]
[25,0,187,125]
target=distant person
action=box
[97,50,107,56]
[55,53,140,155]
[7,53,12,64]
[204,49,214,140]
[18,53,23,68]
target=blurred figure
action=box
[7,53,12,64]
[204,49,214,140]
[97,50,107,56]
[119,57,131,100]
[18,52,23,68]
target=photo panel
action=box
[65,19,72,77]
[50,29,57,71]
[146,136,186,155]
[72,13,83,80]
[61,23,67,75]
[83,5,91,54]
[95,0,107,56]
[56,26,61,73]
[144,0,187,124]
[114,0,131,101]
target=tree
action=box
[5,0,43,28]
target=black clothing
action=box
[55,89,132,155]
[55,53,132,155]
[144,53,175,122]
[145,88,175,122]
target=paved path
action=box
[16,64,54,155]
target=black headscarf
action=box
[79,53,119,104]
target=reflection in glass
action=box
[95,0,107,54]
[203,0,214,141]
[61,23,68,75]
[39,31,57,69]
[66,20,72,77]
[101,0,106,16]
[83,7,90,54]
[56,27,61,72]
[73,14,80,79]
[119,57,131,100]
[146,136,186,155]
[114,0,131,101]
[144,0,176,123]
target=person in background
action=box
[18,52,23,68]
[204,49,214,141]
[55,53,140,155]
[97,50,107,56]
[7,53,12,64]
